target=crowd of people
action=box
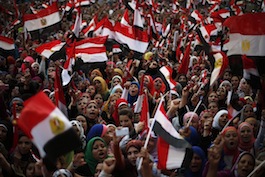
[1,0,265,177]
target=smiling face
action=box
[92,140,107,162]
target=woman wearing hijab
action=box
[205,151,255,177]
[113,139,143,177]
[212,110,229,139]
[127,81,139,108]
[93,76,110,101]
[221,126,240,170]
[184,146,206,177]
[75,137,108,176]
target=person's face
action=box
[129,84,139,96]
[240,126,252,143]
[217,87,226,100]
[92,140,107,162]
[94,80,102,92]
[243,106,254,119]
[18,136,32,155]
[86,103,99,119]
[76,115,88,133]
[245,118,258,135]
[0,126,7,142]
[223,72,231,81]
[184,117,199,130]
[218,114,228,128]
[106,65,114,74]
[178,75,187,83]
[208,102,218,116]
[77,98,88,113]
[113,78,121,87]
[94,94,103,107]
[94,163,103,177]
[47,66,55,78]
[224,130,238,150]
[87,85,96,97]
[231,76,239,90]
[154,79,162,90]
[143,76,150,87]
[237,154,255,177]
[119,115,133,130]
[32,64,39,73]
[107,126,116,139]
[114,89,123,98]
[189,153,202,173]
[81,93,91,101]
[91,71,100,80]
[127,146,140,166]
[208,92,218,103]
[26,162,35,177]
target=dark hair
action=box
[118,108,133,119]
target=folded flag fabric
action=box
[18,92,81,160]
[242,55,261,89]
[23,3,61,32]
[223,12,265,57]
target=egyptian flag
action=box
[54,67,68,117]
[178,41,191,75]
[82,14,98,37]
[23,3,61,32]
[147,10,159,41]
[162,19,171,38]
[197,24,218,44]
[242,55,261,89]
[18,92,81,161]
[75,36,107,49]
[134,74,145,113]
[0,35,15,57]
[112,44,122,54]
[114,22,149,54]
[159,66,177,90]
[190,10,204,24]
[121,9,131,27]
[75,47,108,63]
[223,13,265,57]
[210,51,229,86]
[153,99,191,170]
[35,40,66,59]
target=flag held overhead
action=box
[18,92,81,161]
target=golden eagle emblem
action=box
[49,116,65,135]
[242,40,250,52]
[40,18,47,26]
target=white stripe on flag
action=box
[166,145,186,169]
[224,34,265,56]
[31,107,71,157]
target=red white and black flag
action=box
[23,3,61,32]
[18,92,81,161]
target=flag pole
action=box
[186,97,203,127]
[137,97,164,171]
[247,160,265,177]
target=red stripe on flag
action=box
[157,137,169,169]
[23,3,59,21]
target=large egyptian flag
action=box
[75,36,108,63]
[114,22,149,54]
[18,92,81,161]
[223,13,265,57]
[0,35,15,57]
[23,3,61,32]
[153,99,191,170]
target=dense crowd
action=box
[0,0,265,177]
